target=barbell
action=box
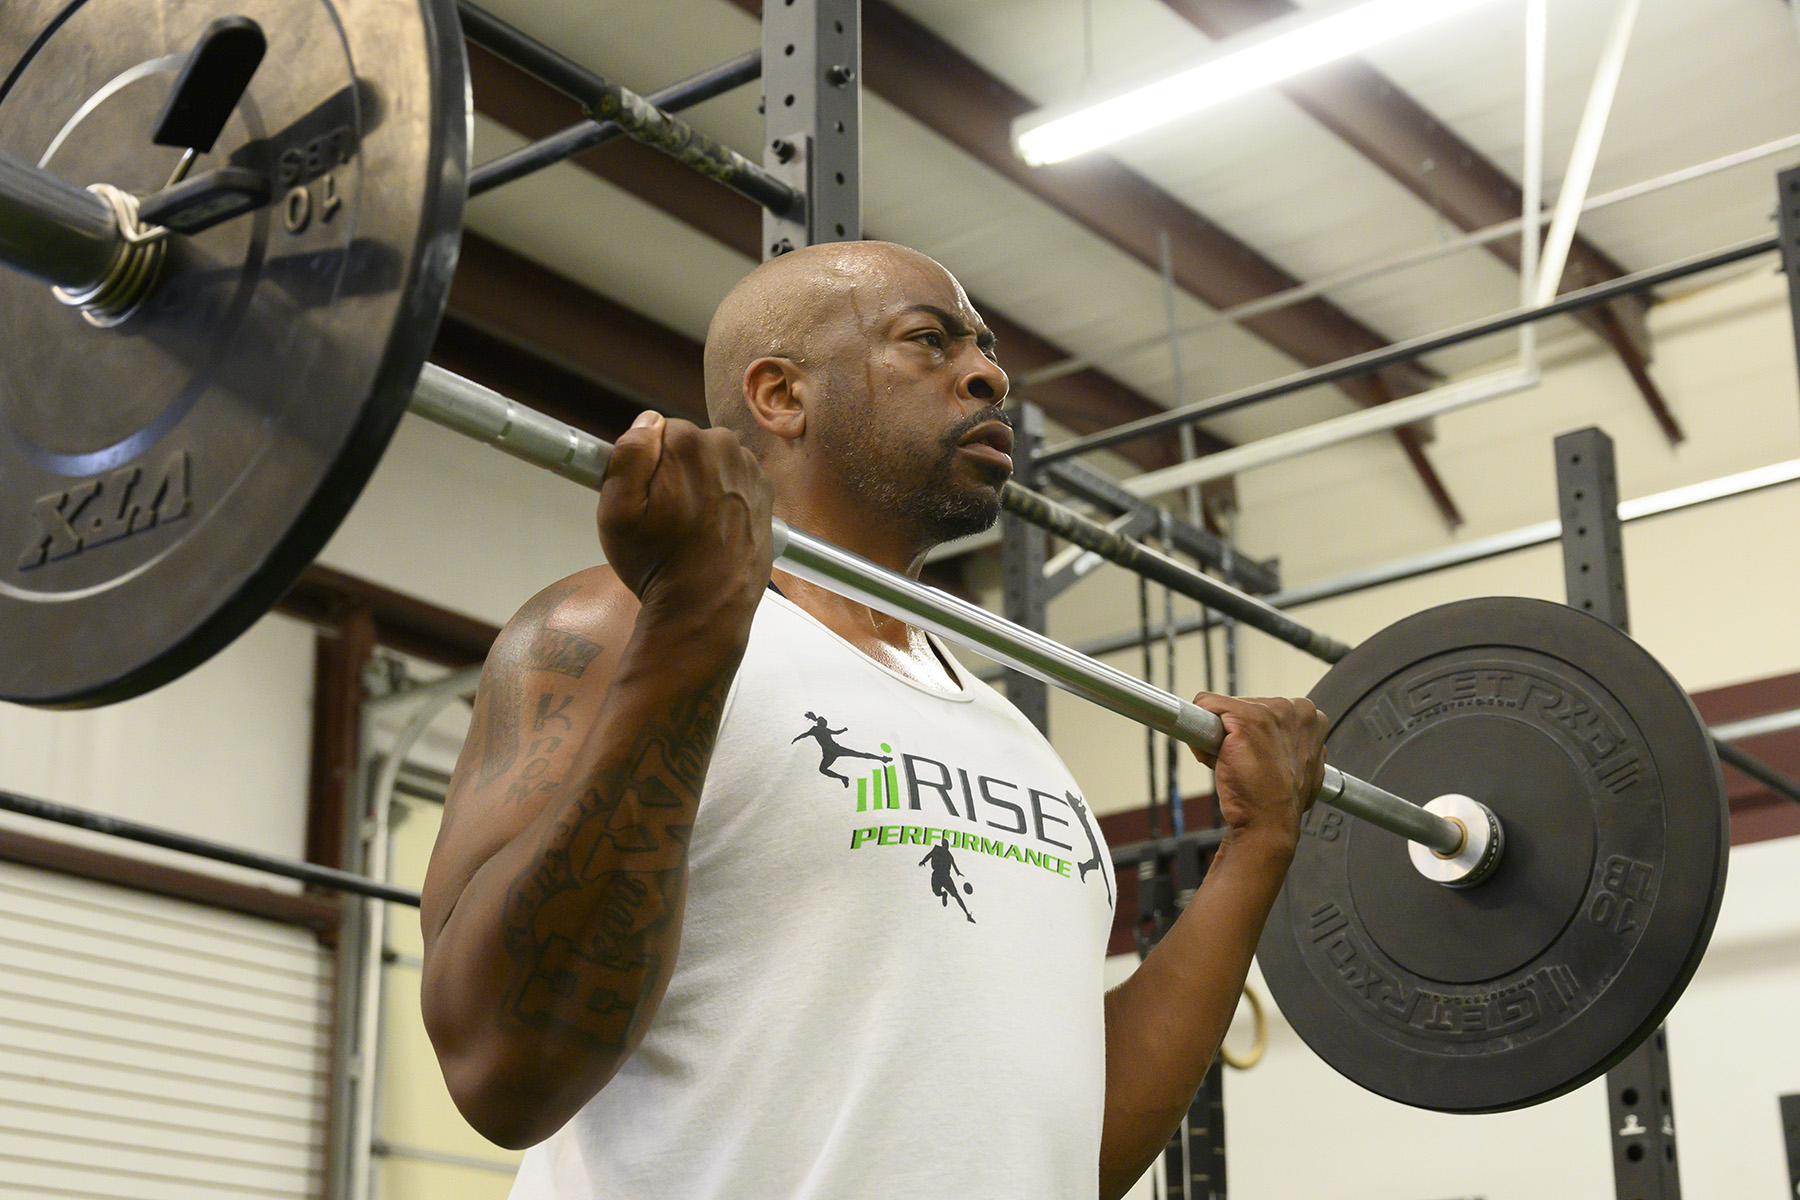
[0,0,1728,1115]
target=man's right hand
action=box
[598,411,774,620]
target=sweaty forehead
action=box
[835,245,977,332]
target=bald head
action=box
[702,241,970,443]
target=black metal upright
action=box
[1558,427,1630,630]
[1173,1057,1227,1200]
[761,0,861,254]
[1781,1093,1800,1194]
[1001,402,1051,733]
[1130,822,1225,1199]
[1556,427,1683,1200]
[1776,165,1800,406]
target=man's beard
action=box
[831,406,1011,547]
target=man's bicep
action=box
[421,572,636,944]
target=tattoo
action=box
[499,670,729,1050]
[478,683,522,787]
[534,692,575,733]
[528,629,603,678]
[476,582,590,787]
[501,712,567,807]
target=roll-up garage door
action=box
[0,860,332,1199]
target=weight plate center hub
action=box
[1257,596,1728,1114]
[1406,792,1504,890]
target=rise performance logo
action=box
[791,713,1114,917]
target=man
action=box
[420,241,1327,1199]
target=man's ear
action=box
[743,357,808,442]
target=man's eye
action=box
[918,330,946,349]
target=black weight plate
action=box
[1257,596,1728,1113]
[0,0,466,706]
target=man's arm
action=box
[1097,694,1326,1200]
[418,413,773,1151]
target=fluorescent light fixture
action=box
[1015,0,1504,166]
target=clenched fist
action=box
[598,412,774,622]
[1188,693,1329,850]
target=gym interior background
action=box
[3,0,1800,1197]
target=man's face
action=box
[809,252,1012,546]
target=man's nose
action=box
[958,349,1008,405]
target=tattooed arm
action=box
[419,414,773,1150]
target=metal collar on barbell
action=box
[50,183,167,326]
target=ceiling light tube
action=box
[1015,0,1505,166]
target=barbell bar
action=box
[0,117,1485,869]
[0,147,129,292]
[0,134,1474,864]
[410,364,1474,862]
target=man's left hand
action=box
[1188,693,1329,850]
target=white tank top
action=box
[506,589,1117,1199]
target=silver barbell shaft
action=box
[409,364,1466,856]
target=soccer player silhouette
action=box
[791,712,891,786]
[1065,793,1113,905]
[918,840,976,923]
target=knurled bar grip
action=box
[409,365,1465,855]
[456,2,801,218]
[998,481,1351,663]
[583,84,801,217]
[468,50,763,197]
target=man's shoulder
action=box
[489,565,637,671]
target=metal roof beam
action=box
[1160,0,1677,442]
[466,41,1216,470]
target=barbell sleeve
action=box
[408,364,1469,856]
[0,148,122,290]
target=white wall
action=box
[317,414,608,630]
[0,612,316,883]
[379,794,521,1200]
